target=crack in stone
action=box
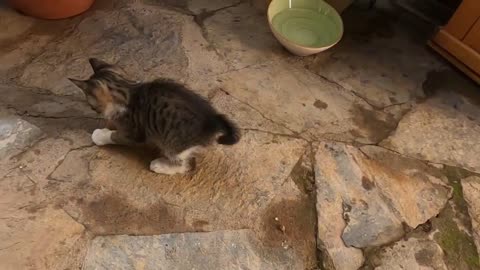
[46,144,95,183]
[124,9,153,37]
[61,208,90,232]
[308,70,409,112]
[373,108,413,145]
[299,68,416,146]
[335,143,458,258]
[193,1,245,27]
[382,101,410,109]
[16,112,101,121]
[6,136,49,163]
[213,61,274,77]
[5,17,84,84]
[0,84,101,122]
[368,144,417,162]
[298,142,331,269]
[358,144,422,165]
[358,143,480,179]
[310,72,382,109]
[142,1,195,16]
[361,208,446,268]
[305,142,325,270]
[191,1,246,61]
[216,88,302,138]
[240,128,305,141]
[157,0,246,61]
[284,143,325,268]
[0,242,21,251]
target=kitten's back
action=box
[129,79,239,152]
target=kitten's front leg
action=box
[92,128,115,146]
[91,129,133,146]
[110,131,135,145]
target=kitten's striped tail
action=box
[215,114,240,145]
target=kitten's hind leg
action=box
[150,158,187,175]
[149,146,201,175]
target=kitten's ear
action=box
[89,58,110,72]
[68,78,88,91]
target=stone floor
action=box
[1,0,480,269]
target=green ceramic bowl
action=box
[268,0,344,56]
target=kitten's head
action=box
[69,58,132,119]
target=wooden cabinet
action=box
[429,0,480,83]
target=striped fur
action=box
[69,58,240,173]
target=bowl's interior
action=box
[268,0,343,49]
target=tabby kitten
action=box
[69,58,240,175]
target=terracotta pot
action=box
[8,0,95,19]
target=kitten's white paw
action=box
[150,159,186,175]
[92,128,114,146]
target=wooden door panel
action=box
[444,0,480,40]
[464,18,480,52]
